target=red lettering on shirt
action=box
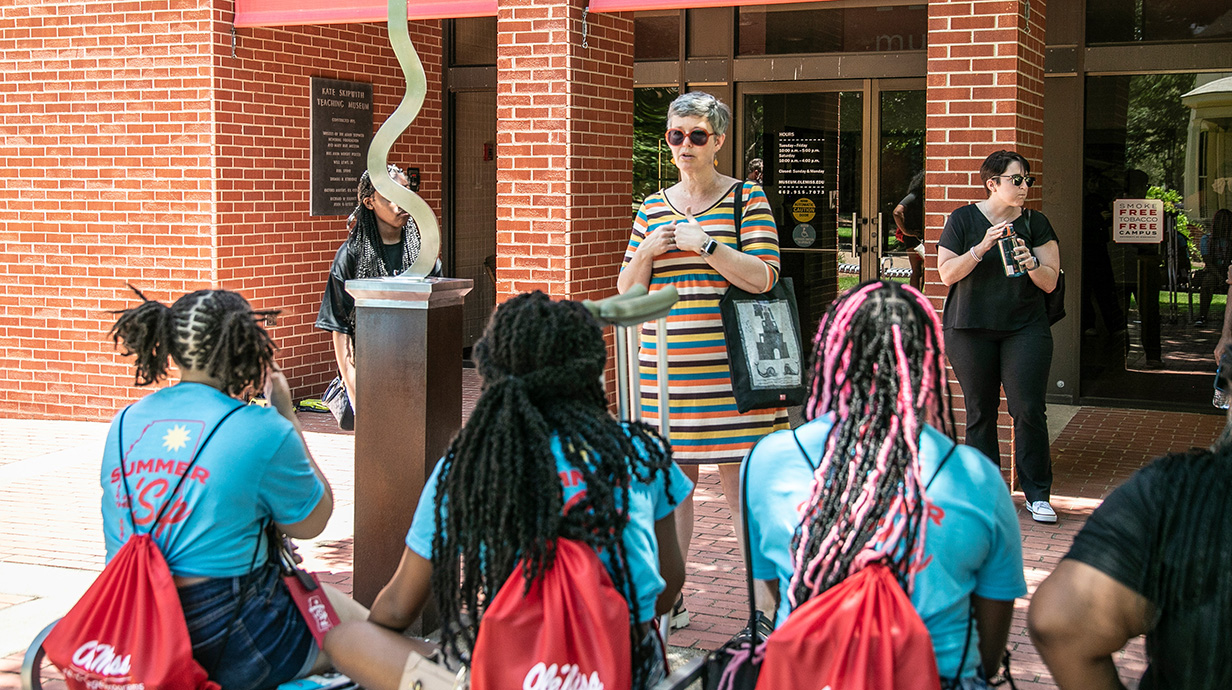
[558,469,584,488]
[131,477,193,539]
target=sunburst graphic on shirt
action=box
[162,424,192,452]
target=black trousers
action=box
[944,323,1053,504]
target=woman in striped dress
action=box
[618,91,789,625]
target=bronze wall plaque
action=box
[311,77,374,217]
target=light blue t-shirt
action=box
[406,430,693,624]
[743,416,1027,679]
[100,382,324,578]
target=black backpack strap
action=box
[923,439,971,687]
[116,402,244,536]
[209,517,270,679]
[925,441,958,491]
[790,427,820,472]
[733,181,745,253]
[739,436,767,638]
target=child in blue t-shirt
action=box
[102,288,362,690]
[743,280,1026,687]
[325,292,691,690]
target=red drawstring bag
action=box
[470,538,632,690]
[43,405,243,690]
[42,534,218,690]
[755,563,941,690]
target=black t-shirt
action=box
[315,241,404,335]
[315,240,442,335]
[1066,454,1232,690]
[897,191,923,236]
[316,243,365,335]
[381,242,404,276]
[938,204,1058,331]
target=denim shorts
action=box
[177,562,317,690]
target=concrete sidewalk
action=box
[1,374,1224,689]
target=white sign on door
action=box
[1113,198,1164,243]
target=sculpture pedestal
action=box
[347,276,472,634]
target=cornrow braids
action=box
[1139,446,1232,688]
[110,286,280,398]
[428,292,675,686]
[789,280,956,610]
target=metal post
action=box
[626,324,642,422]
[615,324,630,421]
[655,317,670,439]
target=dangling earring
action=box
[713,157,719,168]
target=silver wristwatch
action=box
[699,237,719,257]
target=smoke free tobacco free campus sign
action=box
[1113,198,1165,243]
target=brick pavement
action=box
[1,377,1225,689]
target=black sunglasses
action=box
[666,128,718,146]
[996,174,1036,188]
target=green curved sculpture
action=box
[366,0,440,278]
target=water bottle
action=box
[997,228,1026,278]
[1214,369,1230,410]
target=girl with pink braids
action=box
[741,280,1026,689]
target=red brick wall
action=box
[565,11,634,302]
[0,1,216,420]
[214,17,443,403]
[0,0,443,420]
[925,0,1047,462]
[495,0,633,303]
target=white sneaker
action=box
[1027,500,1057,523]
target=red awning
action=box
[234,0,496,27]
[591,0,826,10]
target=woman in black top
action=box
[937,150,1061,524]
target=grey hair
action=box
[667,91,731,136]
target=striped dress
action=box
[622,181,790,465]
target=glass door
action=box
[874,85,926,291]
[739,79,923,334]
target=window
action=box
[738,4,926,56]
[1086,0,1232,44]
[1082,72,1232,374]
[452,17,496,66]
[634,11,680,61]
[633,87,680,209]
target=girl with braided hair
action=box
[315,164,442,411]
[1030,345,1232,689]
[325,291,690,690]
[742,280,1026,688]
[101,288,365,690]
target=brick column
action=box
[495,0,634,303]
[925,0,1046,463]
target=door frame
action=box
[734,77,925,282]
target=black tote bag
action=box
[719,183,807,413]
[1024,209,1066,325]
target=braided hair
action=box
[348,164,423,282]
[1136,445,1232,687]
[109,286,280,399]
[429,291,675,679]
[788,280,955,609]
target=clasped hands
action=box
[643,207,711,257]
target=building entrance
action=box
[738,79,924,334]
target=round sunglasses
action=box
[665,128,718,146]
[995,174,1036,187]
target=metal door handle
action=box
[852,213,859,256]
